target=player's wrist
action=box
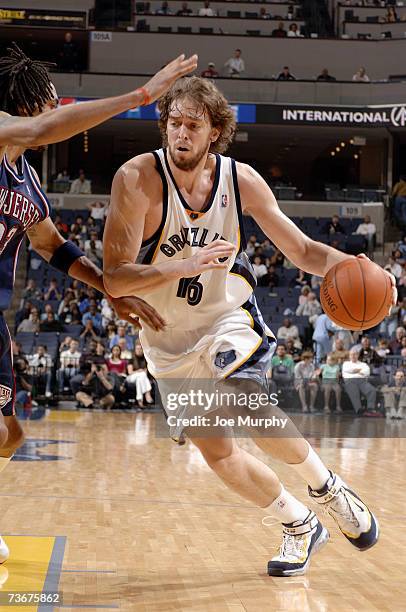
[131,87,151,108]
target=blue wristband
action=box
[49,240,85,273]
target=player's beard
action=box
[168,140,210,171]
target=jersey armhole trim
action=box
[231,159,247,252]
[24,158,50,220]
[139,152,169,264]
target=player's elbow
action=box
[103,270,124,299]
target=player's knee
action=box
[192,437,239,469]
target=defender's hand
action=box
[141,54,198,104]
[109,295,166,331]
[180,240,235,277]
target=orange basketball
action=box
[320,258,393,331]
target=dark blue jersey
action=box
[0,154,50,311]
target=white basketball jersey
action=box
[137,149,263,358]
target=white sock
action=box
[289,442,330,491]
[267,486,310,524]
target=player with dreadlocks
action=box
[0,44,197,563]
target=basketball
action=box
[320,258,392,331]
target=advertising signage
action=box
[256,104,406,128]
[59,97,406,127]
[0,7,87,28]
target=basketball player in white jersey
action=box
[103,77,396,576]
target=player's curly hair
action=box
[158,76,236,154]
[0,43,55,116]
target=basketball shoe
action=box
[0,537,9,563]
[309,471,379,551]
[267,510,329,576]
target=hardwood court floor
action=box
[0,410,404,611]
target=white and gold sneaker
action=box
[309,472,379,551]
[268,511,329,577]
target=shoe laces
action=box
[279,531,306,559]
[326,487,360,528]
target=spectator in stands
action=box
[352,67,370,82]
[382,370,406,419]
[277,317,302,349]
[125,343,153,407]
[313,313,338,363]
[201,62,219,79]
[70,215,86,236]
[78,288,99,314]
[156,1,172,14]
[376,338,392,359]
[22,279,41,302]
[269,344,294,387]
[44,278,62,301]
[64,302,82,326]
[12,340,25,361]
[252,256,268,286]
[392,175,406,225]
[287,4,295,20]
[56,169,70,182]
[70,170,92,194]
[40,312,63,332]
[389,326,406,354]
[87,201,107,222]
[358,336,382,367]
[54,214,69,238]
[277,66,296,81]
[17,308,40,333]
[27,345,52,397]
[82,302,102,334]
[292,269,311,288]
[259,7,270,19]
[285,337,301,362]
[319,354,342,413]
[267,264,279,293]
[14,358,32,413]
[177,1,193,15]
[317,68,336,82]
[323,214,345,235]
[109,324,135,351]
[294,352,319,413]
[296,292,322,325]
[58,339,81,393]
[271,21,287,37]
[199,1,214,16]
[107,345,128,377]
[224,49,245,78]
[342,348,377,415]
[85,230,102,251]
[385,6,398,22]
[76,363,115,410]
[298,285,310,305]
[385,255,402,280]
[85,239,103,267]
[117,338,133,361]
[59,32,78,72]
[331,337,349,364]
[355,215,376,254]
[287,23,302,37]
[269,249,285,267]
[100,298,114,328]
[40,303,59,322]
